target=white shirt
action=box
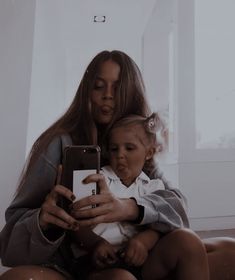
[92,165,165,245]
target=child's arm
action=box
[121,228,161,267]
[131,228,161,251]
[72,227,118,269]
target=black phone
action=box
[60,145,101,211]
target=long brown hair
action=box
[17,50,151,191]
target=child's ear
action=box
[146,147,156,161]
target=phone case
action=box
[60,145,100,211]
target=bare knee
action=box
[1,265,66,280]
[203,237,235,253]
[170,228,206,258]
[142,229,209,280]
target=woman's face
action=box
[109,125,152,186]
[91,59,120,125]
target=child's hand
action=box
[92,239,117,269]
[121,238,148,267]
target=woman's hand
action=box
[39,165,79,232]
[70,174,139,226]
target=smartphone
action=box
[61,145,100,211]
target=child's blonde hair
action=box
[109,112,166,155]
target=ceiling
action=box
[65,0,157,34]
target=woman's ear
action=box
[145,147,156,161]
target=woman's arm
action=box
[0,136,78,266]
[71,174,139,224]
[134,189,189,231]
[71,174,189,233]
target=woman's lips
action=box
[101,105,113,115]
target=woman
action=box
[1,50,234,280]
[0,50,188,279]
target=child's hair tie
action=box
[144,113,160,134]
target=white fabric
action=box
[92,166,164,245]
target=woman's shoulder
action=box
[42,133,73,166]
[45,133,71,151]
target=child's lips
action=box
[116,164,127,172]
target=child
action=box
[72,113,209,280]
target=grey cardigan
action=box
[0,134,189,267]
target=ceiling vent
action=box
[93,15,106,23]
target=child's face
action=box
[109,125,152,186]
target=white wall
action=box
[26,0,156,152]
[178,0,235,230]
[0,0,36,230]
[142,0,179,188]
[0,0,36,273]
[143,0,235,231]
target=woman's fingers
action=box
[71,202,112,226]
[73,192,113,211]
[39,205,79,231]
[83,173,110,194]
[40,197,79,230]
[75,215,107,227]
[39,181,77,231]
[72,207,127,227]
[70,173,139,226]
[72,195,136,226]
[51,184,76,202]
[71,195,119,226]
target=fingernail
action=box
[71,194,76,201]
[72,221,79,230]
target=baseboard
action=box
[189,215,235,231]
[0,265,9,275]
